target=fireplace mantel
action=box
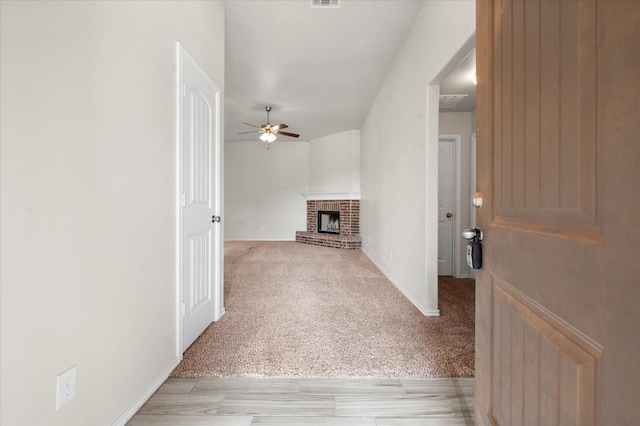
[300,191,361,201]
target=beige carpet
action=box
[171,241,475,378]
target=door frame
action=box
[469,131,477,279]
[438,134,461,277]
[175,42,224,358]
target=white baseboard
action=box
[362,248,440,317]
[111,357,181,426]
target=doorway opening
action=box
[437,46,476,279]
[427,36,476,286]
[425,34,476,313]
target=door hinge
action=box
[182,83,186,98]
[181,301,186,317]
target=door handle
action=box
[463,227,482,241]
[463,227,483,270]
[211,215,221,223]
[446,212,453,218]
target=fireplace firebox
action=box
[317,211,340,234]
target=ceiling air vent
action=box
[439,94,468,109]
[311,0,340,9]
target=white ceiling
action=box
[224,0,424,142]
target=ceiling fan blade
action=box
[237,130,261,134]
[271,123,289,132]
[276,131,300,138]
[242,122,260,129]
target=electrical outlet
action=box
[56,365,76,410]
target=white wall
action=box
[0,1,224,425]
[440,112,474,278]
[360,0,475,315]
[310,129,360,192]
[225,141,309,240]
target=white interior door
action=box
[438,138,455,276]
[179,45,223,352]
[476,1,640,424]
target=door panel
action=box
[490,277,600,425]
[492,0,598,241]
[190,93,211,206]
[476,0,640,424]
[189,231,211,312]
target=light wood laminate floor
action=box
[127,377,475,425]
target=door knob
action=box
[463,227,483,241]
[211,215,221,223]
[446,212,453,218]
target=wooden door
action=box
[475,1,640,424]
[438,137,456,276]
[179,45,223,352]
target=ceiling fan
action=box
[238,106,300,143]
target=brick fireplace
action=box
[295,194,362,249]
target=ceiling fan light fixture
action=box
[311,0,340,8]
[260,132,277,143]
